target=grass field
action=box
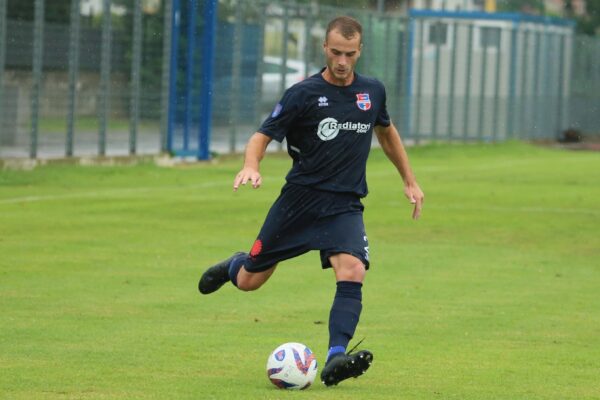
[1,142,599,399]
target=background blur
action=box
[0,0,599,160]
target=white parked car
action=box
[261,56,320,107]
[211,56,320,123]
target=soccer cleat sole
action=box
[321,350,373,386]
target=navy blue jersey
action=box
[258,69,390,197]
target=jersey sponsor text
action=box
[317,117,371,141]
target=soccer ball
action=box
[266,342,318,390]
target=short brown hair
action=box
[326,16,362,42]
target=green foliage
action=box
[305,0,369,7]
[8,0,71,23]
[498,0,600,36]
[497,0,546,13]
[571,0,600,35]
[1,143,599,399]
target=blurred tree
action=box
[311,0,368,6]
[8,0,71,23]
[497,0,546,14]
[499,0,600,36]
[296,0,405,10]
[569,0,600,35]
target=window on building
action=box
[480,26,501,48]
[429,22,448,45]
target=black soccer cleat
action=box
[320,349,373,386]
[198,252,245,295]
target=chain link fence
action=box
[0,0,599,160]
[0,0,167,158]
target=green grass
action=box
[1,142,599,399]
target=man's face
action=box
[323,29,362,85]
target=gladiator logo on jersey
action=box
[356,93,371,111]
[317,117,371,141]
[317,118,340,141]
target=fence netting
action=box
[0,0,599,160]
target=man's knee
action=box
[341,262,366,282]
[332,254,366,282]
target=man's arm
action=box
[374,123,424,219]
[233,132,273,191]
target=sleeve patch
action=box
[271,103,283,118]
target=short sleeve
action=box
[376,83,391,127]
[257,88,300,143]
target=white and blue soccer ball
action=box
[266,342,318,390]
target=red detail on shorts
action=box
[250,239,263,257]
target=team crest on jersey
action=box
[356,93,371,111]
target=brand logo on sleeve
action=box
[271,103,283,118]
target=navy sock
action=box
[228,253,247,287]
[327,281,363,362]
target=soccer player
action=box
[199,15,424,386]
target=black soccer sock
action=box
[228,252,248,287]
[327,281,363,361]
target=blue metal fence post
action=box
[167,0,181,153]
[161,0,174,152]
[184,0,198,153]
[198,0,217,160]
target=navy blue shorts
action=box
[244,183,370,272]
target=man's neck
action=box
[322,67,354,87]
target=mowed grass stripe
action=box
[0,142,599,399]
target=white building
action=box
[410,0,493,12]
